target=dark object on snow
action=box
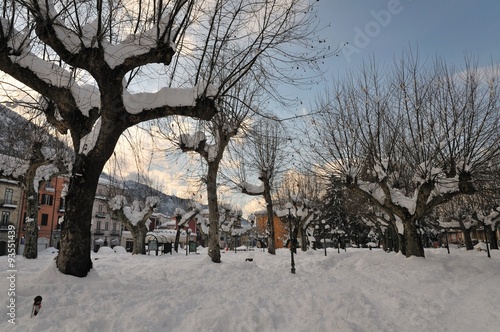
[31,295,42,317]
[245,258,254,262]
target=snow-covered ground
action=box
[1,246,499,331]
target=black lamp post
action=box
[315,220,328,256]
[248,214,255,250]
[285,202,296,274]
[482,219,491,258]
[186,228,191,256]
[323,221,329,257]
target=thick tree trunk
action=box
[23,219,38,259]
[386,222,399,253]
[265,209,276,255]
[23,182,40,259]
[398,233,405,256]
[56,154,103,277]
[174,229,182,253]
[461,226,474,251]
[207,164,221,263]
[382,229,389,251]
[263,179,275,255]
[300,227,307,252]
[403,220,425,258]
[133,226,147,255]
[23,142,47,259]
[487,226,498,250]
[384,224,397,252]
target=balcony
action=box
[95,212,107,218]
[110,231,120,236]
[1,200,18,209]
[93,230,104,235]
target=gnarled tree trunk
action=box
[56,154,104,276]
[403,220,424,258]
[207,163,221,263]
[129,224,147,255]
[263,177,276,255]
[459,223,474,250]
[487,226,498,250]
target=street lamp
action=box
[285,202,296,274]
[315,220,328,256]
[481,219,491,258]
[323,221,329,257]
[186,228,191,256]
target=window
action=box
[41,214,49,226]
[98,204,105,213]
[40,194,53,206]
[4,188,13,204]
[96,221,101,230]
[105,222,109,231]
[45,180,54,189]
[1,211,10,225]
[113,223,117,231]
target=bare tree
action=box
[0,0,329,276]
[274,171,325,251]
[237,117,290,254]
[109,195,159,255]
[0,105,71,258]
[152,0,329,262]
[0,0,218,276]
[170,86,252,262]
[307,54,500,258]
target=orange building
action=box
[253,209,289,249]
[18,176,69,253]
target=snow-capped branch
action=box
[31,0,183,70]
[239,181,265,196]
[110,195,158,227]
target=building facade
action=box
[17,176,69,254]
[253,210,289,249]
[90,177,123,252]
[0,178,23,255]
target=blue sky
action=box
[322,0,499,72]
[286,0,500,112]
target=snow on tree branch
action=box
[179,130,219,162]
[179,131,206,148]
[0,154,29,179]
[239,181,265,195]
[109,195,127,211]
[123,81,218,114]
[109,195,159,227]
[34,164,59,192]
[32,0,179,69]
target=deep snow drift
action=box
[1,246,499,331]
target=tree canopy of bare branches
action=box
[306,53,500,257]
